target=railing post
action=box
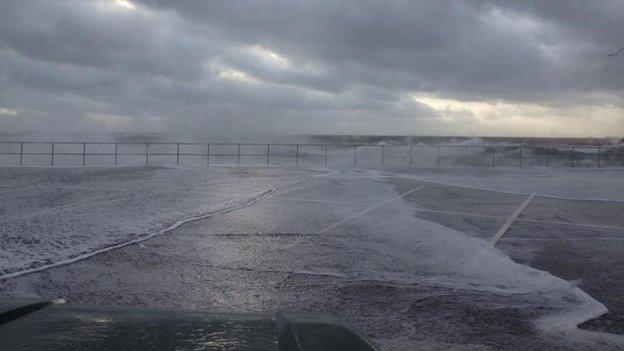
[295,144,300,167]
[519,146,522,167]
[237,143,241,166]
[114,142,118,166]
[436,146,440,167]
[19,142,23,166]
[409,145,413,168]
[266,144,270,165]
[545,145,550,167]
[571,146,575,167]
[597,147,601,168]
[324,144,328,167]
[176,143,180,165]
[381,145,385,168]
[353,145,357,167]
[206,144,210,166]
[82,142,86,166]
[51,142,55,166]
[145,143,149,166]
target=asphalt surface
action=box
[498,196,624,334]
[1,170,624,350]
[391,177,624,336]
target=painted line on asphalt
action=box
[269,196,372,206]
[501,237,624,241]
[412,208,624,232]
[490,193,535,246]
[514,217,624,231]
[414,208,504,220]
[319,185,426,234]
[270,178,333,197]
[270,195,624,232]
[387,172,624,203]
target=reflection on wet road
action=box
[2,169,624,350]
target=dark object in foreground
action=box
[0,298,378,351]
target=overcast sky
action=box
[1,0,623,137]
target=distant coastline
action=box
[1,131,621,147]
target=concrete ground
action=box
[1,168,623,350]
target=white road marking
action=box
[515,217,624,231]
[271,195,624,232]
[387,172,624,203]
[413,208,624,232]
[414,208,503,220]
[502,237,624,241]
[490,194,535,246]
[319,185,425,234]
[270,178,333,197]
[269,196,371,206]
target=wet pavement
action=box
[1,170,624,350]
[392,176,624,336]
[499,198,624,335]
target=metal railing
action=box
[0,141,623,168]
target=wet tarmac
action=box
[1,170,624,350]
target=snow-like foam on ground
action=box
[312,171,622,344]
[0,166,320,277]
[2,166,622,347]
[417,219,611,339]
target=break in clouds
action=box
[1,0,623,137]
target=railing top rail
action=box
[0,140,621,149]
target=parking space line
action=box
[515,217,624,231]
[490,194,535,246]
[388,172,624,203]
[414,208,504,220]
[271,190,623,233]
[269,196,371,206]
[270,178,333,197]
[412,207,624,232]
[501,237,624,242]
[319,185,425,234]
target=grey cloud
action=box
[0,0,623,135]
[137,0,624,100]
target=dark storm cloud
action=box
[135,0,624,99]
[0,0,623,135]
